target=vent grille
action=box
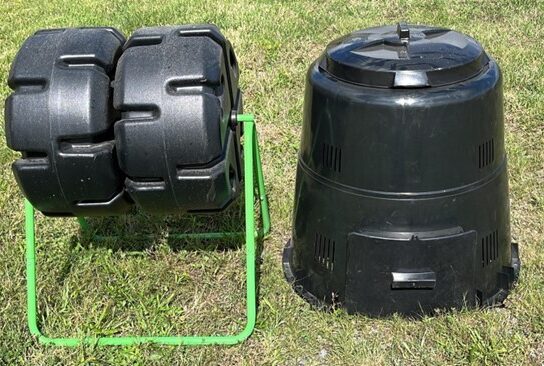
[478,139,494,168]
[314,233,335,271]
[322,143,342,172]
[481,230,499,267]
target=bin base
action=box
[282,238,520,316]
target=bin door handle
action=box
[391,271,436,289]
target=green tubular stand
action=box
[24,114,270,346]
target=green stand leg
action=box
[25,114,270,346]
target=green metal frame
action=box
[24,114,270,346]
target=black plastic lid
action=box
[320,23,490,88]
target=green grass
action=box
[1,0,543,364]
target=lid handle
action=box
[397,22,410,42]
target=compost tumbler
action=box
[283,23,520,316]
[6,25,270,346]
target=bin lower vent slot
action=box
[314,233,335,270]
[481,230,499,267]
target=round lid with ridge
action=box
[321,23,490,88]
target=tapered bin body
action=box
[283,24,520,316]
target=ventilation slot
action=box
[481,230,499,267]
[58,55,108,73]
[22,151,47,159]
[322,143,342,172]
[478,139,494,168]
[314,233,335,271]
[124,34,163,49]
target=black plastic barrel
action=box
[283,23,520,316]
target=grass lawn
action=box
[0,0,543,364]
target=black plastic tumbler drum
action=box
[5,25,243,217]
[283,23,520,316]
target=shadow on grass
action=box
[39,194,267,330]
[78,198,249,252]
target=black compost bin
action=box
[283,23,520,316]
